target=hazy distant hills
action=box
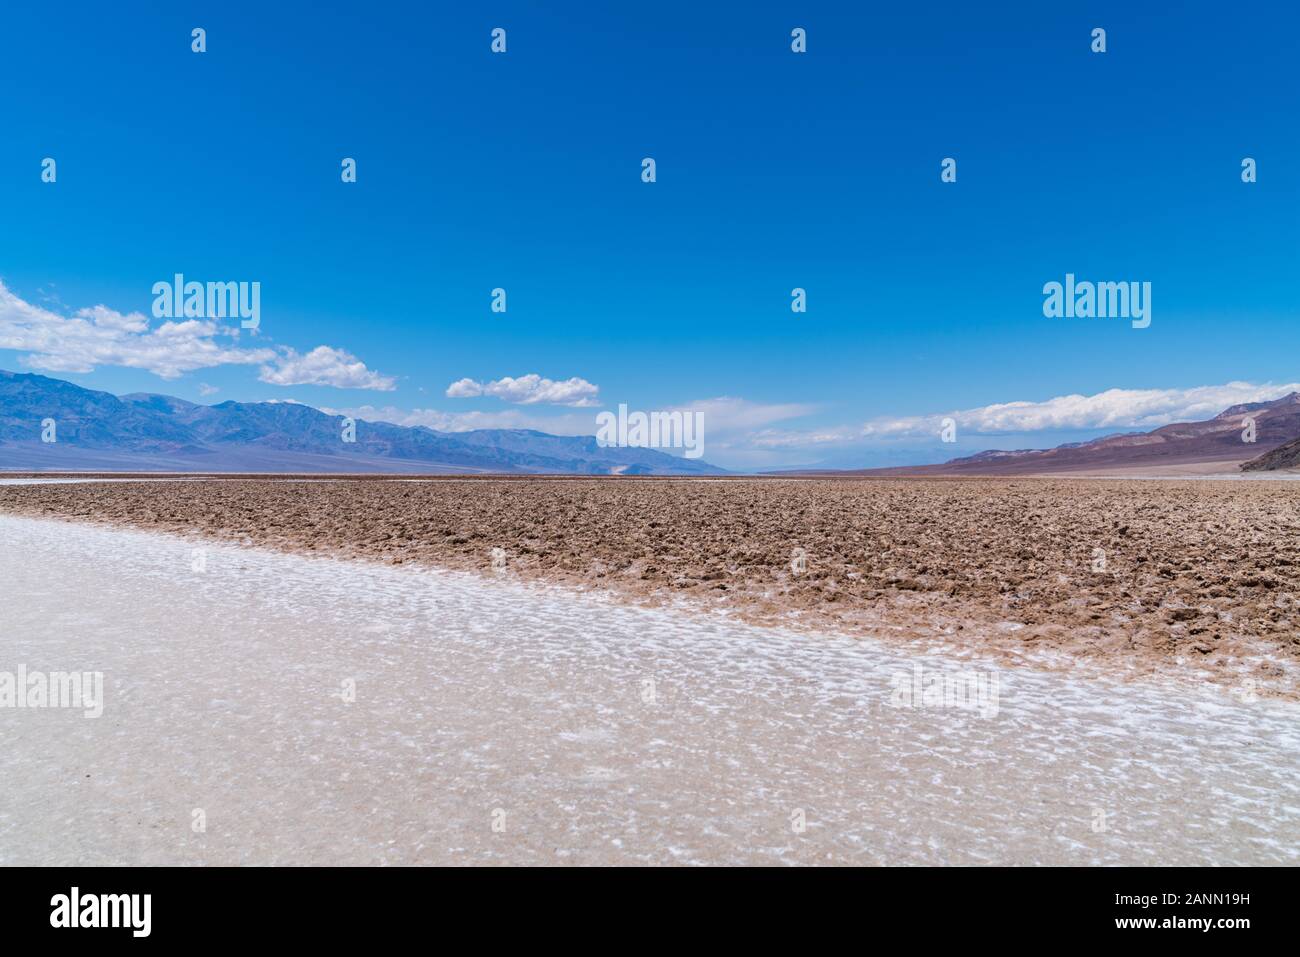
[0,370,725,475]
[783,392,1300,476]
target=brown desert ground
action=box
[2,476,1298,696]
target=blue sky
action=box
[1,1,1297,469]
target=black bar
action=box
[0,866,1288,944]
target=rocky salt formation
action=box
[1,476,1298,693]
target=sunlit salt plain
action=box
[1,513,1297,866]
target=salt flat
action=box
[6,477,1298,692]
[1,513,1297,865]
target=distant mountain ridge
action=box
[0,370,725,475]
[780,392,1300,476]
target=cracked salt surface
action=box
[1,513,1297,865]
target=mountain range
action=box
[0,370,725,474]
[8,368,1298,477]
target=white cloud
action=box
[860,382,1300,438]
[197,383,219,396]
[0,280,393,390]
[446,374,600,407]
[0,280,273,379]
[259,345,396,391]
[444,378,484,399]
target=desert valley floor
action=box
[2,476,1298,694]
[2,476,1298,864]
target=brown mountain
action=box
[798,392,1300,477]
[1242,433,1300,471]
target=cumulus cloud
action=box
[0,280,273,378]
[444,378,483,399]
[0,280,394,390]
[446,374,600,407]
[259,345,396,391]
[860,382,1300,438]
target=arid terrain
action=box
[7,508,1298,866]
[2,476,1298,696]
